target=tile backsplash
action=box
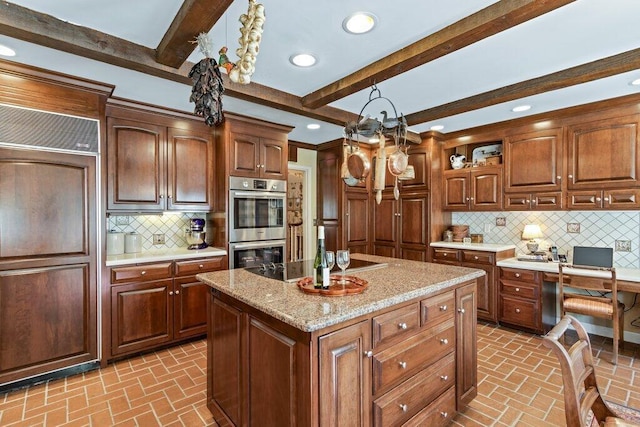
[107,213,210,251]
[452,210,640,268]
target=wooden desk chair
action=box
[543,315,639,427]
[559,263,623,365]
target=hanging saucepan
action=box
[347,143,371,180]
[388,145,408,176]
[341,143,360,186]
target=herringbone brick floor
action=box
[2,322,640,426]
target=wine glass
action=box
[336,250,350,284]
[325,251,335,272]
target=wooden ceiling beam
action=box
[301,0,575,109]
[405,47,640,126]
[0,1,357,127]
[156,0,233,68]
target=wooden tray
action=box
[296,275,368,296]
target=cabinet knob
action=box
[364,350,373,358]
[604,197,610,202]
[439,305,447,311]
[515,308,521,314]
[399,404,408,412]
[474,256,479,260]
[443,253,447,257]
[568,174,573,179]
[399,361,407,369]
[458,308,465,314]
[470,197,474,201]
[557,176,561,180]
[175,290,180,295]
[398,322,407,330]
[465,197,470,201]
[515,273,520,278]
[169,291,174,295]
[141,271,146,275]
[346,212,349,216]
[199,264,204,269]
[531,200,536,204]
[440,375,448,381]
[596,197,601,202]
[159,194,164,199]
[441,412,448,419]
[525,199,530,203]
[515,287,520,292]
[440,338,448,345]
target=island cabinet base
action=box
[206,279,477,426]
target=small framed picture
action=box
[567,223,581,233]
[495,217,506,227]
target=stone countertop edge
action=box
[497,258,640,283]
[430,242,517,252]
[106,246,227,267]
[197,254,485,333]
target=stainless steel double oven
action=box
[228,176,286,269]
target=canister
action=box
[125,232,142,253]
[106,231,125,255]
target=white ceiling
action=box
[2,0,640,144]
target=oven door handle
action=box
[231,240,286,250]
[231,191,285,199]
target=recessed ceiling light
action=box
[430,125,444,131]
[306,123,320,130]
[512,105,531,112]
[342,12,377,35]
[0,44,16,57]
[631,78,640,86]
[290,53,316,67]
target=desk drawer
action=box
[373,319,454,395]
[433,249,460,262]
[403,386,456,427]
[461,250,494,265]
[373,353,455,427]
[372,303,420,349]
[500,296,539,330]
[111,263,173,284]
[420,291,454,329]
[175,257,225,276]
[500,281,538,300]
[500,268,539,282]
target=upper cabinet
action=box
[229,131,287,179]
[443,167,502,211]
[106,102,214,212]
[566,114,640,190]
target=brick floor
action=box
[2,322,640,426]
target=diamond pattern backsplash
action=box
[107,213,209,251]
[452,210,640,268]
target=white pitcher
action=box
[450,154,466,169]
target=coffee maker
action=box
[186,218,208,250]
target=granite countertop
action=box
[497,257,640,283]
[106,246,227,267]
[430,241,517,252]
[196,254,485,333]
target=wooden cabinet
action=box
[567,188,640,210]
[443,167,502,211]
[207,280,476,426]
[432,247,515,323]
[106,104,214,212]
[106,256,225,361]
[498,267,556,334]
[372,193,429,261]
[229,131,287,179]
[344,191,370,254]
[504,192,563,210]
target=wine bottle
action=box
[313,226,328,289]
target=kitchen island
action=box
[196,254,484,426]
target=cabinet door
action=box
[470,168,502,211]
[319,320,371,427]
[345,192,370,254]
[166,128,213,211]
[504,129,562,193]
[461,262,495,323]
[605,189,640,209]
[173,276,208,340]
[443,171,469,211]
[110,279,173,356]
[230,132,261,177]
[456,282,477,409]
[372,195,398,258]
[107,118,166,210]
[399,194,429,261]
[567,114,640,189]
[260,136,287,180]
[566,190,602,209]
[399,144,430,192]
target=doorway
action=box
[287,165,312,261]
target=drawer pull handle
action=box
[364,350,373,358]
[441,412,448,418]
[515,287,520,292]
[440,375,448,381]
[515,308,521,314]
[399,361,407,369]
[515,273,520,278]
[399,404,408,412]
[440,338,448,345]
[141,271,146,275]
[458,308,465,314]
[398,322,407,330]
[439,305,447,311]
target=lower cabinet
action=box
[207,280,477,426]
[106,256,225,362]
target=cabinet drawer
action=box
[372,303,420,349]
[402,386,456,427]
[420,291,454,329]
[432,249,460,262]
[500,296,539,330]
[373,319,454,395]
[461,250,494,265]
[175,256,225,276]
[111,262,173,284]
[373,353,455,427]
[500,268,539,282]
[500,281,538,300]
